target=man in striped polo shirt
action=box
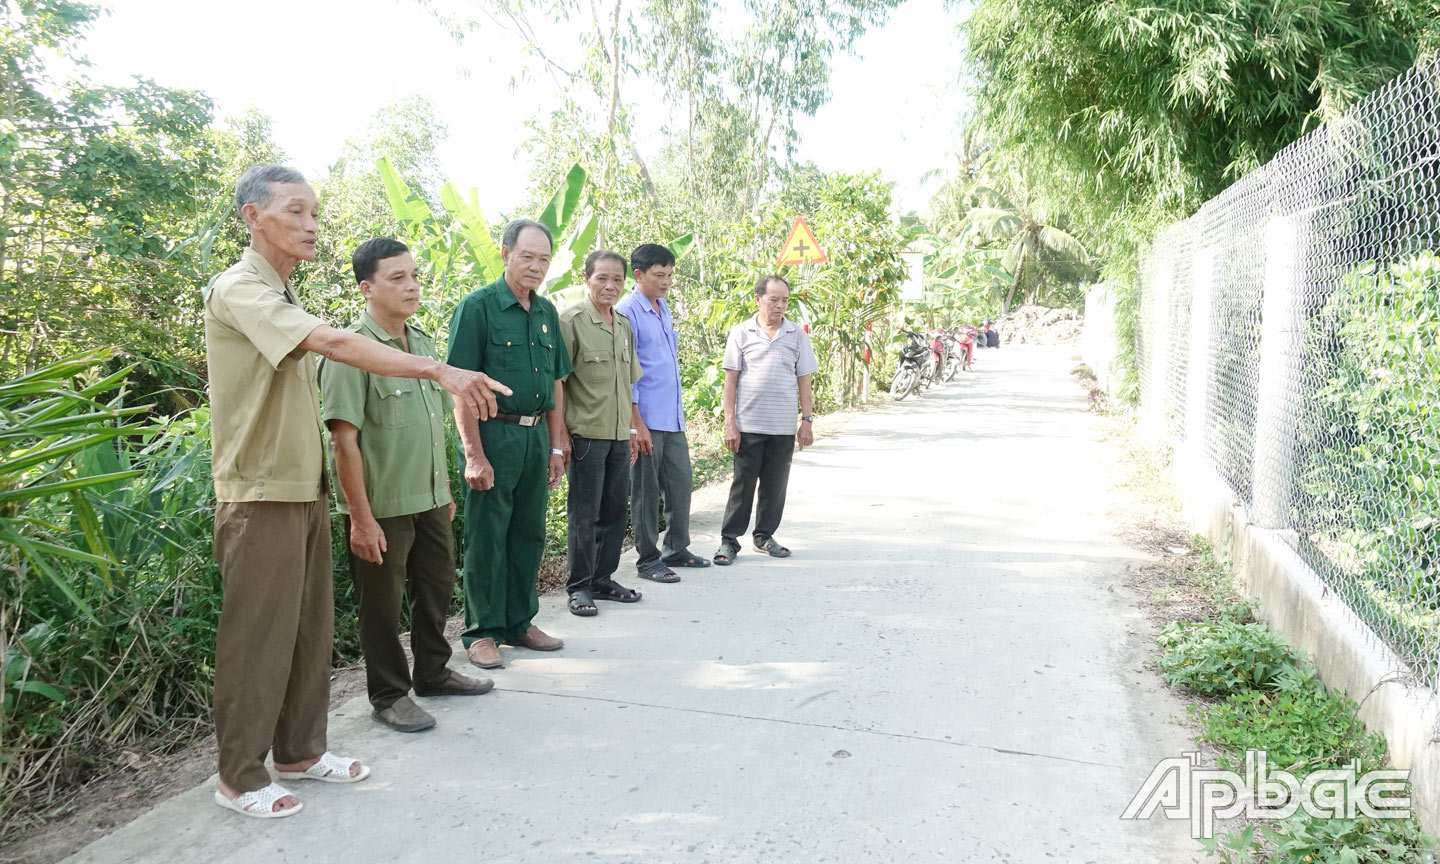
[713,274,818,565]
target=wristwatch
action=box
[550,448,564,456]
[801,415,814,423]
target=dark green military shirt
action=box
[447,276,573,414]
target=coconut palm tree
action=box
[921,124,994,240]
[961,164,1095,313]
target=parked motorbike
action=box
[890,330,933,401]
[951,326,978,374]
[925,329,951,388]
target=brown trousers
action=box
[212,497,333,793]
[344,505,456,711]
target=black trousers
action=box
[565,435,631,594]
[720,432,795,544]
[345,505,455,712]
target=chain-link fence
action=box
[1135,56,1440,691]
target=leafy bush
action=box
[1157,619,1302,696]
[1192,674,1389,773]
[1,358,220,838]
[1295,252,1440,684]
[1204,815,1438,864]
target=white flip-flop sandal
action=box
[213,783,303,819]
[276,751,370,784]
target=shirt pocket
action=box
[371,377,420,428]
[578,349,615,384]
[487,327,530,375]
[538,327,557,372]
[741,340,770,367]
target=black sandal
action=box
[592,579,642,603]
[713,540,740,566]
[753,536,791,558]
[637,568,681,583]
[568,589,598,616]
[663,552,712,569]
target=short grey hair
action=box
[501,218,553,252]
[754,273,790,298]
[234,164,307,215]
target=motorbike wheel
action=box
[890,364,919,401]
[944,355,962,382]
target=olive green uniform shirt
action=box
[446,276,572,412]
[317,312,454,519]
[558,295,642,441]
[203,247,327,503]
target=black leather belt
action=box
[490,412,544,427]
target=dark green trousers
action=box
[345,505,454,711]
[460,420,549,646]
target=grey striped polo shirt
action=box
[721,316,819,435]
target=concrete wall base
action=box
[1173,449,1440,832]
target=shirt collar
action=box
[584,292,608,325]
[745,315,795,335]
[493,276,532,311]
[625,285,667,317]
[357,310,423,347]
[241,247,287,293]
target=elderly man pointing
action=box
[204,165,509,819]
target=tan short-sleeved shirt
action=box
[204,248,327,503]
[558,295,642,441]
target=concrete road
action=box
[64,347,1201,864]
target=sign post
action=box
[776,217,827,267]
[861,327,872,404]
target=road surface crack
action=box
[497,687,1122,769]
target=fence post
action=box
[1185,248,1215,459]
[1140,252,1173,441]
[1249,215,1304,529]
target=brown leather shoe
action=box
[466,638,503,669]
[514,625,563,651]
[373,695,435,733]
[414,669,494,697]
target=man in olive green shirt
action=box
[447,219,573,669]
[319,238,494,736]
[205,165,508,819]
[558,250,646,616]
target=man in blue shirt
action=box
[616,244,708,583]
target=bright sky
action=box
[81,0,966,217]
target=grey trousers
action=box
[630,429,694,575]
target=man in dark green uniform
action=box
[448,219,574,669]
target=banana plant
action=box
[0,350,148,617]
[550,229,697,311]
[377,157,699,315]
[377,157,598,295]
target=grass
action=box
[1101,408,1437,863]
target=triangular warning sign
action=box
[776,217,827,266]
